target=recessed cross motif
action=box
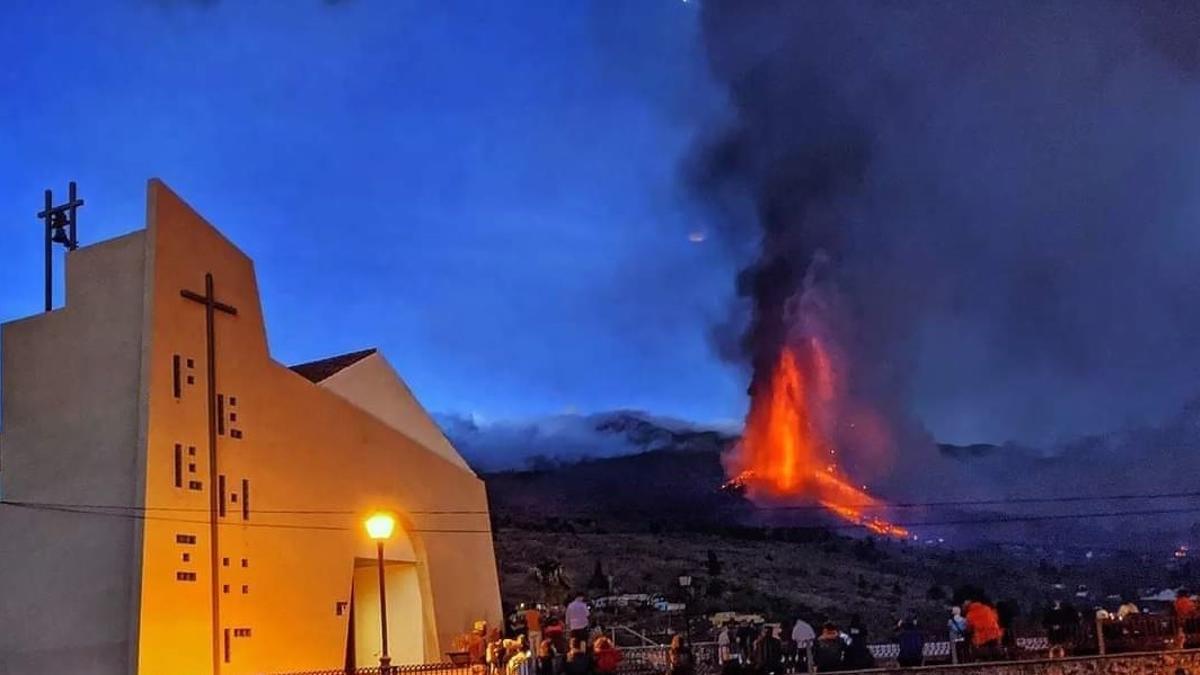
[180,272,238,675]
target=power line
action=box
[8,499,1200,535]
[10,489,1200,519]
[0,499,487,516]
[0,501,492,534]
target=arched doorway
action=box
[346,522,431,667]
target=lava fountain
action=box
[724,340,909,538]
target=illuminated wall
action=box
[0,179,503,675]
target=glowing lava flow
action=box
[724,345,909,539]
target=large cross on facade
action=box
[180,272,238,675]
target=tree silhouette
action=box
[530,560,572,606]
[588,560,610,592]
[707,550,724,577]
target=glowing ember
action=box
[725,344,909,538]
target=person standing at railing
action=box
[947,606,968,663]
[1174,589,1196,649]
[842,616,873,670]
[669,634,697,675]
[895,620,924,668]
[996,600,1019,660]
[526,607,544,657]
[1043,600,1079,658]
[469,622,489,666]
[789,618,815,673]
[508,636,536,675]
[487,629,508,675]
[536,639,559,675]
[964,600,1004,661]
[592,636,623,675]
[812,623,845,673]
[736,623,756,664]
[752,625,783,675]
[718,623,734,664]
[567,596,592,645]
[790,619,815,647]
[564,639,591,675]
[1117,597,1140,620]
[545,618,569,658]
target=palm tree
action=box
[530,559,572,606]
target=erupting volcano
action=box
[724,340,909,539]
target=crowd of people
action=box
[713,595,1020,671]
[468,596,625,675]
[467,587,1200,674]
[714,615,897,673]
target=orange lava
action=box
[726,344,909,539]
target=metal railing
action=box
[611,625,662,647]
[268,615,1200,675]
[618,642,721,675]
[269,662,473,675]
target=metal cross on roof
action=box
[36,181,84,312]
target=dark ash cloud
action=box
[691,0,1200,448]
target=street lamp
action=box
[366,512,397,674]
[678,575,693,644]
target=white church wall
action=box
[0,231,148,674]
[317,353,474,473]
[0,180,503,675]
[135,180,501,674]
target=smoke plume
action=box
[691,1,1200,458]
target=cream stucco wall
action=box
[0,232,148,674]
[318,353,474,473]
[0,179,502,675]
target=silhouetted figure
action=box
[812,623,845,673]
[1044,600,1079,658]
[752,625,783,675]
[669,634,696,675]
[564,638,590,675]
[737,624,757,662]
[843,615,874,670]
[896,620,924,668]
[537,639,558,675]
[996,599,1019,658]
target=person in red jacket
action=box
[592,636,623,674]
[964,600,1004,661]
[1175,589,1197,647]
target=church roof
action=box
[290,348,377,383]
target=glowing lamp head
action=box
[365,512,397,541]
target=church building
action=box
[0,180,502,674]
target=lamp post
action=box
[678,575,693,645]
[366,512,397,674]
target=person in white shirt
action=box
[718,624,733,663]
[566,595,591,642]
[791,618,816,647]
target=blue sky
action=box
[0,0,746,425]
